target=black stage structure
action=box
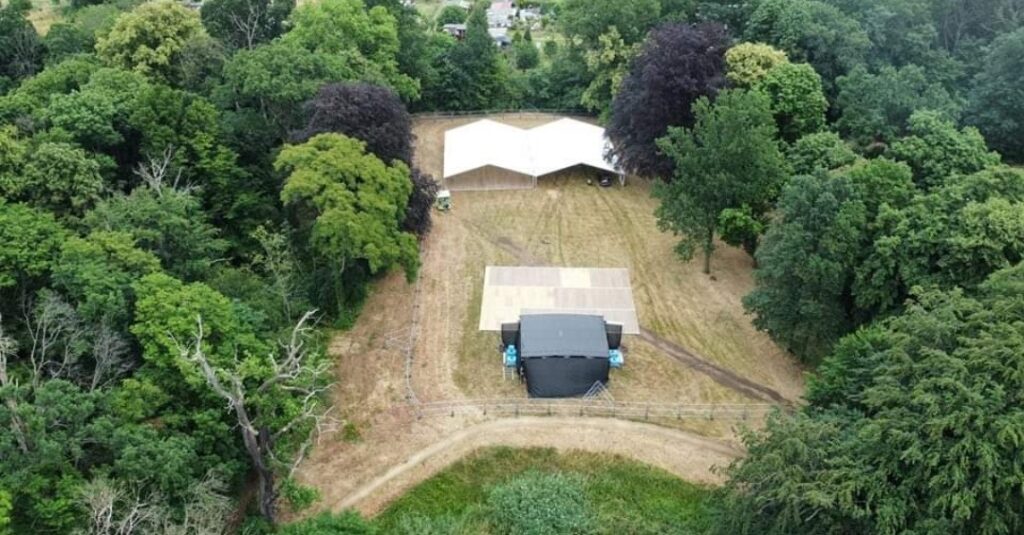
[503,314,621,397]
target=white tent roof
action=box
[443,118,621,179]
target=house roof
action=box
[443,118,621,179]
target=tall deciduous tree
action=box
[200,0,294,50]
[0,142,105,217]
[607,23,729,178]
[295,82,412,165]
[85,186,228,281]
[755,62,827,142]
[744,0,870,97]
[745,158,915,362]
[426,5,507,111]
[889,110,1000,188]
[560,0,661,48]
[95,0,209,83]
[218,40,351,139]
[282,0,417,100]
[276,133,419,314]
[0,0,43,88]
[836,64,962,148]
[966,27,1024,162]
[786,131,857,175]
[724,42,789,87]
[178,310,331,523]
[654,90,787,274]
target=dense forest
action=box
[0,0,1023,532]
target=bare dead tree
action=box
[229,0,266,50]
[0,316,30,454]
[90,324,133,392]
[176,310,335,523]
[135,146,192,197]
[22,291,87,388]
[167,471,232,535]
[80,471,231,535]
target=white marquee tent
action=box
[442,118,623,191]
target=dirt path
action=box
[638,329,794,406]
[337,416,742,516]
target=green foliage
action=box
[95,0,209,83]
[513,38,540,71]
[420,5,508,111]
[4,141,104,216]
[854,165,1024,313]
[717,206,765,258]
[53,231,161,325]
[218,40,352,137]
[376,447,717,534]
[85,187,228,281]
[755,62,827,142]
[836,64,962,147]
[282,0,418,100]
[277,511,376,534]
[280,479,321,512]
[132,272,267,386]
[277,133,419,312]
[786,131,857,175]
[967,27,1024,162]
[201,0,294,50]
[726,265,1024,534]
[889,110,1001,188]
[0,0,43,85]
[744,172,869,362]
[0,489,10,535]
[724,42,788,87]
[655,89,787,273]
[559,0,660,47]
[0,54,101,126]
[436,5,466,26]
[488,471,594,535]
[580,27,635,115]
[44,66,150,151]
[744,0,870,96]
[0,201,66,289]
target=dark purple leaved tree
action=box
[295,82,413,166]
[606,23,730,178]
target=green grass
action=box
[374,447,719,534]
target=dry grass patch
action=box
[411,114,804,404]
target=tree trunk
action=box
[703,226,714,275]
[256,427,276,522]
[236,406,277,523]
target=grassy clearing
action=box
[411,115,805,404]
[24,0,63,34]
[374,446,718,534]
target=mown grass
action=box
[374,446,718,534]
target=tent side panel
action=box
[445,165,535,191]
[523,357,610,398]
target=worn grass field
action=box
[410,114,804,404]
[374,446,718,534]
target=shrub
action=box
[487,471,594,535]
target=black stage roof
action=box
[519,314,610,359]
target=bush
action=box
[277,511,376,535]
[487,471,594,535]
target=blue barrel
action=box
[503,345,518,367]
[609,349,624,368]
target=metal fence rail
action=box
[413,398,779,421]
